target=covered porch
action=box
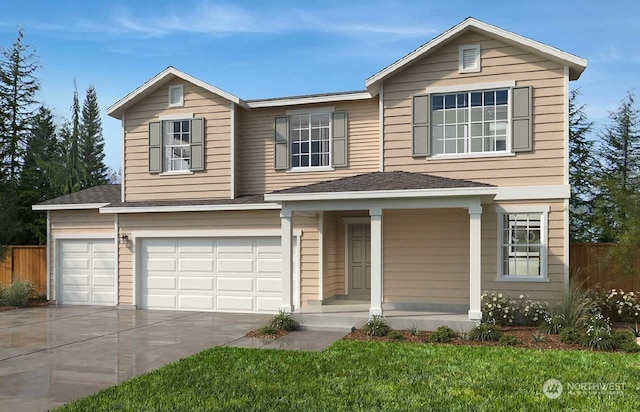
[265,171,498,322]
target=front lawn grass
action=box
[58,340,640,411]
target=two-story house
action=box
[34,18,586,321]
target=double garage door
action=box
[139,237,287,313]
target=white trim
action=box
[159,112,193,121]
[425,81,515,95]
[248,92,371,109]
[107,66,248,119]
[564,66,570,186]
[343,220,349,296]
[131,229,282,239]
[168,84,184,107]
[365,17,587,94]
[46,211,50,300]
[285,106,334,116]
[159,171,194,177]
[52,232,115,240]
[286,166,335,173]
[459,44,481,73]
[100,203,281,214]
[33,203,110,211]
[266,186,496,202]
[283,197,489,213]
[369,207,383,316]
[495,185,570,200]
[230,102,235,199]
[429,152,516,161]
[121,111,125,202]
[468,206,482,320]
[379,84,384,172]
[114,214,119,305]
[495,206,549,281]
[293,231,301,310]
[318,212,324,301]
[564,198,570,292]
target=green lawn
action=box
[58,340,640,411]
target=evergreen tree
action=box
[79,84,107,188]
[0,29,40,186]
[18,106,64,243]
[568,89,596,242]
[593,92,640,242]
[60,81,83,194]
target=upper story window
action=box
[497,207,549,281]
[290,113,331,168]
[168,85,184,107]
[431,89,509,156]
[163,120,190,172]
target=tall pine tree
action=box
[60,81,83,194]
[568,89,595,242]
[79,84,107,188]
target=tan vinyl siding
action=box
[49,210,115,302]
[322,211,345,300]
[237,99,379,195]
[383,202,565,306]
[124,78,232,201]
[294,214,320,307]
[383,31,566,186]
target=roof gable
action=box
[365,17,587,95]
[107,67,248,119]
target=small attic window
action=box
[459,45,481,73]
[168,84,184,107]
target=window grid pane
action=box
[163,120,191,172]
[290,114,331,168]
[431,89,509,155]
[502,213,542,277]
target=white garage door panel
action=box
[141,237,292,313]
[58,239,116,306]
[179,277,214,291]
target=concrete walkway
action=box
[0,306,346,412]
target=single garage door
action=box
[140,237,290,313]
[58,239,117,305]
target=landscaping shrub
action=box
[582,313,617,351]
[2,280,35,307]
[408,324,420,337]
[531,332,545,343]
[387,330,404,341]
[520,299,550,326]
[258,325,277,336]
[599,289,640,324]
[270,310,298,331]
[481,291,549,326]
[559,327,582,344]
[469,321,502,342]
[429,326,457,343]
[362,315,391,337]
[539,313,565,335]
[498,335,520,346]
[559,280,598,328]
[612,329,635,348]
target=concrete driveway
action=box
[0,306,271,411]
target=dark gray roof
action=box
[269,171,494,194]
[103,194,268,208]
[246,90,369,103]
[37,184,121,205]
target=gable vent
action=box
[459,45,481,73]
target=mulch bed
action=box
[245,329,290,339]
[0,299,50,312]
[344,325,634,351]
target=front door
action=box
[348,224,371,297]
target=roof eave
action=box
[265,186,497,202]
[32,203,110,211]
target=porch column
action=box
[369,207,383,316]
[280,207,293,313]
[468,205,483,320]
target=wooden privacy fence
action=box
[570,243,640,292]
[0,246,47,293]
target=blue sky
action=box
[1,0,638,170]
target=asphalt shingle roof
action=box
[37,184,121,205]
[103,194,268,208]
[268,171,493,194]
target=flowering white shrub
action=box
[599,289,640,323]
[481,292,550,326]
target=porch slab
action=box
[296,302,476,332]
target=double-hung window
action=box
[290,113,331,168]
[497,207,549,280]
[163,120,191,172]
[431,89,509,155]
